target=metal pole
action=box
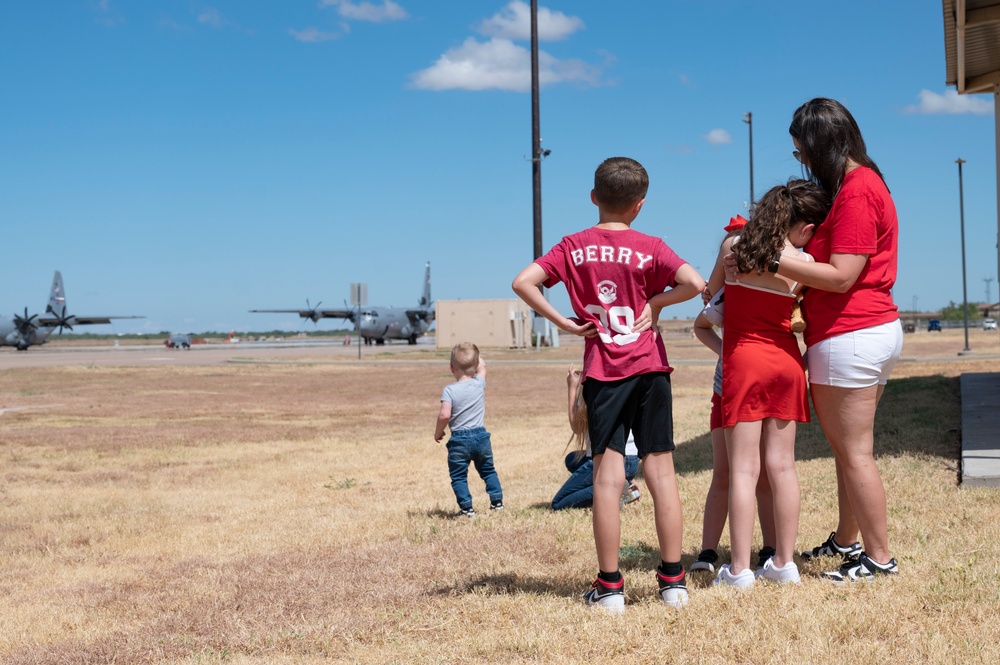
[743,112,754,206]
[957,158,971,353]
[531,0,542,261]
[995,84,1000,340]
[356,285,361,360]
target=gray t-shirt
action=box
[441,376,486,432]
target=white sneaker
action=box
[712,564,755,588]
[755,557,801,584]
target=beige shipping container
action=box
[434,299,533,349]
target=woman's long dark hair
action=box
[789,97,885,195]
[734,179,831,274]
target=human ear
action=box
[633,197,646,214]
[591,190,599,206]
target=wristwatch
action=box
[767,256,780,273]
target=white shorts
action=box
[806,320,903,389]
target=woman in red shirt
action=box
[761,98,903,582]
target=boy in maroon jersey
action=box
[512,157,703,611]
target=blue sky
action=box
[2,1,997,335]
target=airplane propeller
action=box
[13,307,39,336]
[305,299,323,323]
[45,304,76,333]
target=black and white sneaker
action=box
[583,576,625,613]
[755,546,776,570]
[822,552,898,583]
[801,532,861,560]
[690,549,719,574]
[656,568,689,608]
[490,500,504,511]
[456,507,476,518]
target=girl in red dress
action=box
[707,180,831,587]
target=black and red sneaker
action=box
[656,568,689,608]
[583,576,625,613]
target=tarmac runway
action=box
[0,337,438,369]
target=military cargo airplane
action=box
[0,271,144,351]
[251,263,434,345]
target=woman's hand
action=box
[723,251,742,281]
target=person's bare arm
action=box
[512,263,597,337]
[647,264,705,316]
[566,366,583,432]
[773,253,868,293]
[434,401,451,442]
[693,312,722,357]
[476,357,487,380]
[724,250,867,294]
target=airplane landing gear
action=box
[375,338,385,345]
[408,334,418,345]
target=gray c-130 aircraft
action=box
[1,271,144,350]
[251,262,434,345]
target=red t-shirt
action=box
[535,226,687,381]
[802,167,899,346]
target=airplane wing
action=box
[250,308,357,322]
[37,315,144,326]
[316,309,356,321]
[405,309,434,322]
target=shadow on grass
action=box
[436,541,738,598]
[673,374,962,477]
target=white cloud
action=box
[477,1,584,41]
[289,27,343,43]
[321,0,408,23]
[198,9,223,28]
[705,129,732,145]
[409,37,599,92]
[904,89,994,115]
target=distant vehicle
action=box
[984,318,997,330]
[251,262,434,345]
[0,271,143,351]
[928,319,942,332]
[165,333,191,349]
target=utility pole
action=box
[957,158,972,354]
[986,277,995,308]
[528,0,555,347]
[743,112,754,207]
[531,0,542,261]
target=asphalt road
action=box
[0,337,439,369]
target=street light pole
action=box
[531,0,542,261]
[743,112,754,207]
[957,157,972,354]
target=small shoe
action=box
[456,507,476,518]
[755,546,776,570]
[583,576,625,613]
[656,568,689,608]
[690,549,719,574]
[712,564,756,588]
[755,557,801,584]
[801,532,861,560]
[822,552,898,584]
[619,481,641,508]
[490,500,504,511]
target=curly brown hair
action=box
[733,179,831,274]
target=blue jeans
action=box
[447,427,503,510]
[551,452,639,510]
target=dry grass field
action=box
[1,327,999,664]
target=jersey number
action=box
[585,305,640,346]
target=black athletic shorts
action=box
[582,372,674,458]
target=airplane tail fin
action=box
[419,262,431,308]
[46,270,67,319]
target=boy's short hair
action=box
[593,157,649,212]
[450,342,480,376]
